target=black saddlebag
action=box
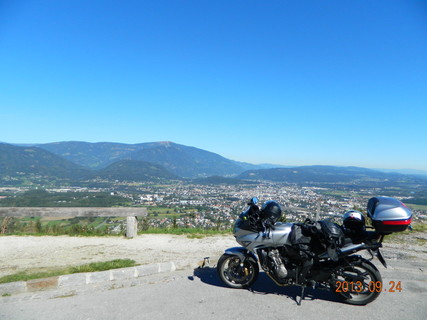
[317,220,345,261]
[293,219,345,261]
[289,224,313,260]
[289,224,314,283]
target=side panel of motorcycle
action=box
[235,231,267,252]
[235,222,293,252]
[271,223,293,246]
[367,197,412,233]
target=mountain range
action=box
[0,143,88,179]
[236,165,427,187]
[1,141,427,187]
[37,141,259,177]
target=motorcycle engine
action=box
[268,249,288,279]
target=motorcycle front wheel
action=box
[217,254,259,289]
[331,258,382,305]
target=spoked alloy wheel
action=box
[332,258,382,305]
[217,254,259,289]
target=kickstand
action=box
[296,285,305,306]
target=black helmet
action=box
[260,200,282,224]
[343,210,366,233]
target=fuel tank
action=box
[234,222,293,252]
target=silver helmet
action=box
[343,210,366,233]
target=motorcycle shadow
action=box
[191,267,342,305]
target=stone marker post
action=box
[126,216,138,238]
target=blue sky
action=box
[1,0,426,170]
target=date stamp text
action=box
[335,281,402,293]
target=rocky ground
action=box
[0,230,426,279]
[380,231,427,263]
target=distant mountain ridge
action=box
[236,165,427,187]
[0,143,89,179]
[1,141,427,188]
[36,141,256,178]
[91,160,179,181]
[0,143,180,183]
[374,168,427,176]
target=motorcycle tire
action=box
[331,257,382,305]
[217,254,259,289]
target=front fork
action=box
[224,247,258,277]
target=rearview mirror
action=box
[249,197,259,205]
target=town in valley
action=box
[1,180,425,234]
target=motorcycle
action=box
[217,196,412,305]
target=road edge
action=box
[0,261,177,297]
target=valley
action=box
[1,141,426,235]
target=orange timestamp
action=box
[335,281,402,293]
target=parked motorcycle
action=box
[217,197,412,305]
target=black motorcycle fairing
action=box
[236,206,263,232]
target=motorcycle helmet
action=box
[260,200,282,225]
[343,210,366,234]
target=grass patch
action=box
[69,259,136,273]
[54,293,77,299]
[147,207,179,214]
[383,222,427,242]
[0,271,61,284]
[406,204,427,211]
[411,223,427,232]
[0,259,137,284]
[186,234,205,239]
[148,213,182,219]
[415,237,427,245]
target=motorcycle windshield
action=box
[235,217,251,231]
[235,211,259,232]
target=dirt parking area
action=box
[0,234,236,277]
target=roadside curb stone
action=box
[0,261,177,297]
[27,277,59,292]
[58,273,87,288]
[0,281,27,296]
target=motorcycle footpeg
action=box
[307,280,316,289]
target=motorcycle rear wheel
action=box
[332,258,382,305]
[217,254,259,289]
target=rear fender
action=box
[344,255,381,273]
